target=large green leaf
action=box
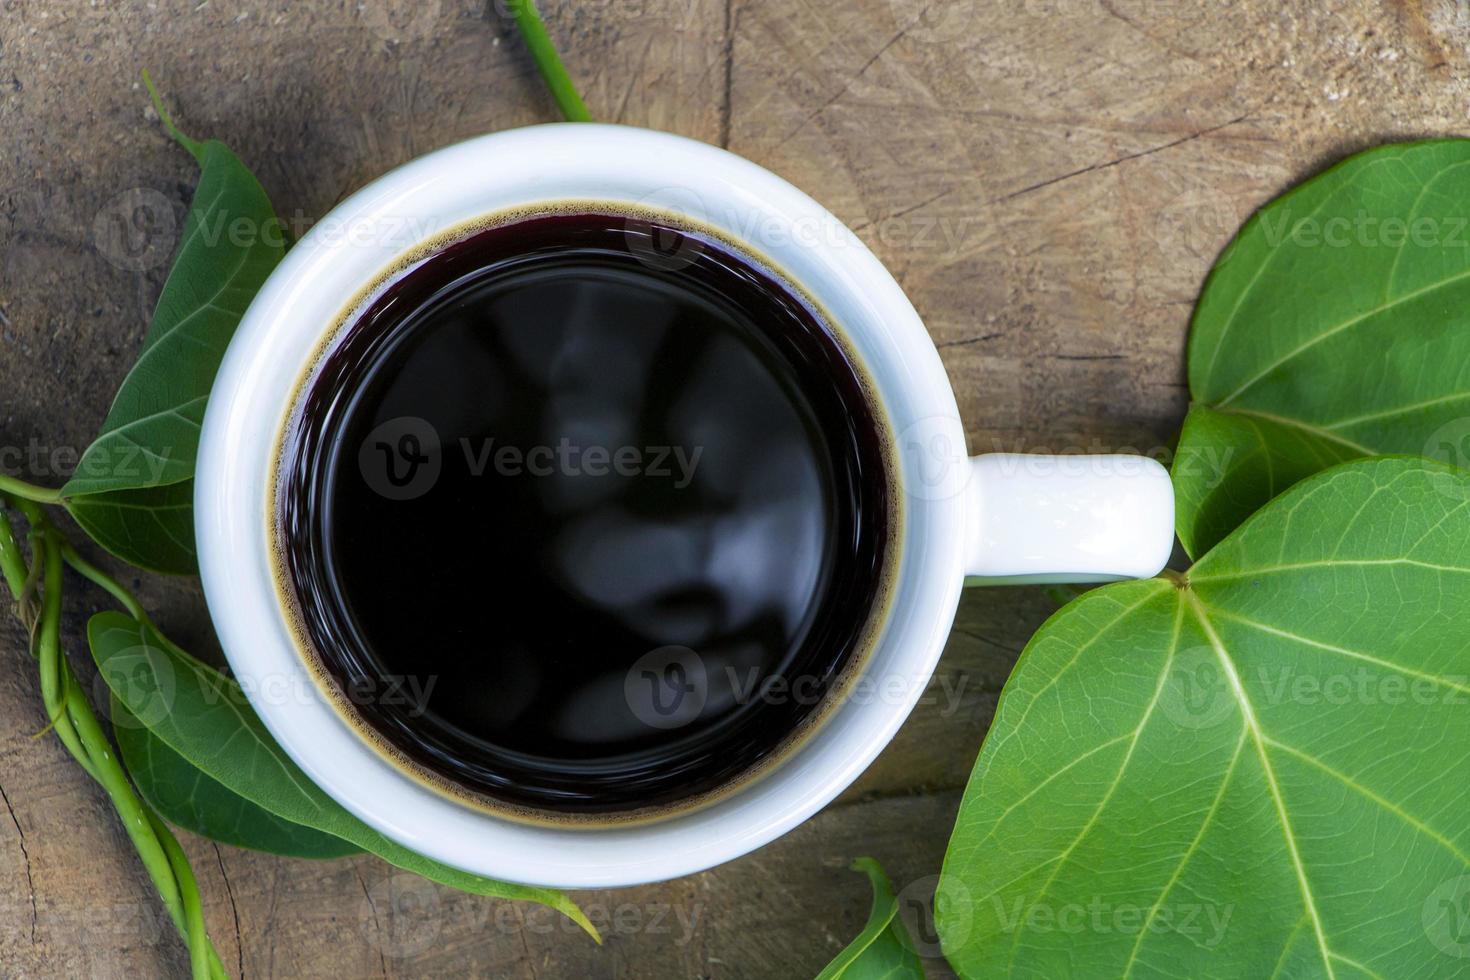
[62,83,285,573]
[1174,140,1470,557]
[66,481,196,575]
[939,457,1470,979]
[88,612,598,941]
[113,696,361,859]
[816,859,926,980]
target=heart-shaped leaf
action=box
[817,859,925,980]
[89,612,598,941]
[939,457,1470,978]
[112,696,361,859]
[1173,140,1470,557]
[61,79,285,573]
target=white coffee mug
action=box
[195,123,1173,888]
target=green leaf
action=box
[1174,139,1470,557]
[88,612,599,941]
[939,457,1470,979]
[113,695,361,859]
[62,78,285,573]
[816,859,925,980]
[1172,407,1360,564]
[65,481,196,575]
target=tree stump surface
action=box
[1,1,1466,976]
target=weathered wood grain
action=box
[2,0,1468,976]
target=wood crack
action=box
[213,843,245,979]
[950,626,1023,655]
[0,779,37,944]
[768,10,921,152]
[937,332,1005,349]
[988,114,1253,206]
[354,867,389,980]
[719,0,735,147]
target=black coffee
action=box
[276,209,894,819]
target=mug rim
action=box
[195,122,968,887]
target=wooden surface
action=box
[2,0,1468,976]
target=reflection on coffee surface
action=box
[276,210,894,818]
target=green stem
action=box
[0,497,228,976]
[0,473,63,505]
[0,500,29,599]
[141,68,205,158]
[35,529,98,780]
[510,0,593,122]
[61,541,150,623]
[148,811,213,980]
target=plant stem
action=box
[0,500,28,598]
[0,473,63,505]
[510,0,593,122]
[148,811,214,980]
[61,541,150,623]
[0,496,228,977]
[34,527,98,780]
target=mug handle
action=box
[963,453,1175,585]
